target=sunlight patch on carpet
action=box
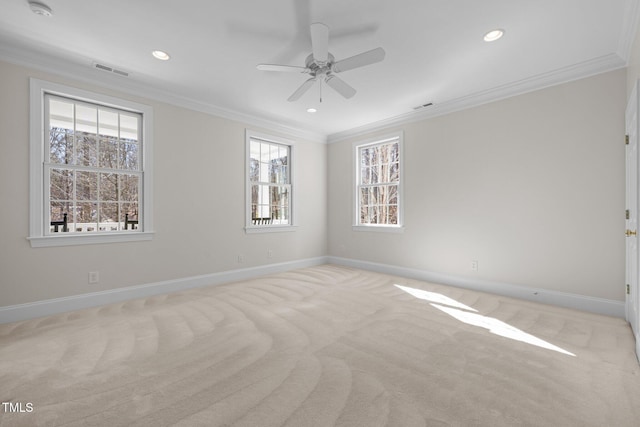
[431,303,576,357]
[394,284,478,312]
[394,284,575,356]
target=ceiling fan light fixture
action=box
[483,29,505,42]
[152,50,171,61]
[29,1,53,17]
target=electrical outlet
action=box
[470,260,478,271]
[267,249,273,259]
[237,254,244,264]
[88,271,99,284]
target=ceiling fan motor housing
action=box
[305,53,335,77]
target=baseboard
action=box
[327,256,626,318]
[1,256,626,324]
[0,256,329,324]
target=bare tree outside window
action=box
[46,96,142,233]
[249,138,291,225]
[356,137,401,227]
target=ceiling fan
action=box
[257,23,385,102]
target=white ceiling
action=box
[0,0,638,142]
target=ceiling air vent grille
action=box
[93,62,129,77]
[413,102,433,110]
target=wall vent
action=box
[413,102,433,110]
[93,62,129,77]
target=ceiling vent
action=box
[413,102,433,111]
[93,62,129,77]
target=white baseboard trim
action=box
[327,256,626,318]
[0,256,329,324]
[1,256,626,324]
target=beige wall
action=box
[0,58,629,307]
[328,69,626,301]
[0,60,327,306]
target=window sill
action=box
[28,231,155,248]
[245,225,298,234]
[352,225,405,233]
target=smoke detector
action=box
[29,1,53,17]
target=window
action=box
[245,131,295,232]
[29,79,154,247]
[354,132,403,231]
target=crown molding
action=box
[0,38,628,146]
[618,0,640,62]
[327,53,627,144]
[0,42,327,144]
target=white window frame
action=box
[353,131,404,232]
[245,130,297,233]
[28,78,154,247]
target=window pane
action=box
[77,134,97,167]
[249,142,260,183]
[99,202,119,230]
[75,202,97,232]
[257,184,269,206]
[50,168,73,201]
[122,203,139,230]
[48,98,75,164]
[257,204,270,219]
[76,104,97,134]
[49,128,74,165]
[99,109,119,138]
[120,140,139,170]
[388,184,398,205]
[390,162,399,182]
[359,187,366,207]
[271,165,288,184]
[390,142,399,163]
[49,98,74,131]
[260,142,270,163]
[251,184,260,206]
[99,137,118,168]
[50,201,71,223]
[120,114,139,142]
[76,171,97,201]
[389,205,398,224]
[120,174,139,202]
[269,186,290,224]
[279,207,289,222]
[360,205,368,224]
[370,165,379,184]
[100,173,118,201]
[50,203,71,233]
[377,185,389,205]
[75,105,98,166]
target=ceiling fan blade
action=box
[325,75,356,99]
[257,64,309,73]
[332,47,386,73]
[287,78,317,102]
[310,22,329,62]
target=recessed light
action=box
[483,29,505,42]
[29,1,53,17]
[152,50,171,61]
[307,108,317,113]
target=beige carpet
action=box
[1,264,639,426]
